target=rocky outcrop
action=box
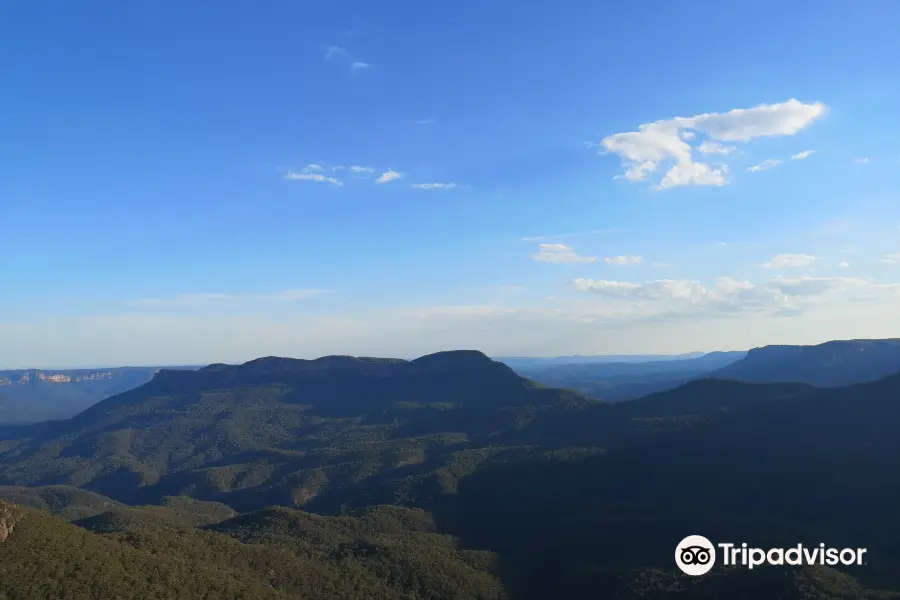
[0,369,118,385]
[0,500,25,543]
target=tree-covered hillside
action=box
[0,499,506,600]
[2,350,900,599]
[712,338,900,386]
[0,351,593,511]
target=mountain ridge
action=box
[713,338,900,386]
[5,346,900,598]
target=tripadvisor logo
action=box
[676,535,717,576]
[675,535,868,576]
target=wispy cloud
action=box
[854,157,870,164]
[285,172,343,186]
[883,253,900,265]
[325,45,349,60]
[569,275,900,321]
[305,163,324,171]
[324,45,370,71]
[416,118,435,125]
[762,253,817,268]
[747,159,782,172]
[411,182,457,190]
[604,255,643,266]
[521,229,621,242]
[570,275,885,319]
[791,150,816,160]
[838,260,851,268]
[349,165,375,174]
[134,289,332,307]
[598,99,828,189]
[376,170,403,184]
[768,275,874,297]
[532,244,597,264]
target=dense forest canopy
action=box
[3,348,900,599]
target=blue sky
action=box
[2,1,900,368]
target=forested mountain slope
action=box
[2,350,900,599]
[713,338,900,386]
[0,499,506,600]
[0,351,593,510]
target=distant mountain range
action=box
[0,366,198,424]
[495,352,706,369]
[508,351,748,401]
[4,345,900,597]
[505,338,900,401]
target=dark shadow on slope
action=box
[428,373,900,598]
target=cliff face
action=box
[0,369,122,386]
[0,501,25,543]
[0,368,179,425]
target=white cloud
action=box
[838,260,851,268]
[305,163,324,171]
[572,274,900,321]
[599,99,827,189]
[686,100,828,141]
[572,277,794,317]
[604,255,644,266]
[855,157,870,164]
[791,150,816,160]
[747,159,782,172]
[659,161,728,189]
[681,131,696,140]
[573,278,718,302]
[532,244,598,264]
[134,289,331,307]
[412,182,457,190]
[376,170,403,184]
[768,276,870,296]
[697,141,735,155]
[285,172,344,186]
[573,279,644,296]
[615,160,658,183]
[762,253,817,268]
[349,165,375,174]
[416,119,435,125]
[351,61,370,70]
[883,253,900,265]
